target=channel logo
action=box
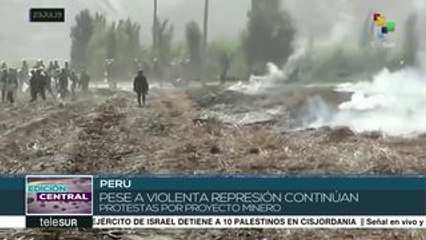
[372,13,396,48]
[26,175,93,215]
[373,13,395,34]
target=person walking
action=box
[133,70,149,107]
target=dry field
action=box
[0,86,424,239]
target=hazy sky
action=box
[0,0,422,61]
[0,0,251,60]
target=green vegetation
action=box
[70,10,144,79]
[69,6,420,84]
[69,1,297,82]
[242,0,295,75]
[154,18,174,68]
[185,21,202,81]
[70,9,94,70]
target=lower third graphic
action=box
[26,175,93,215]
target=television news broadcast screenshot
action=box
[0,0,425,239]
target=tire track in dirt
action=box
[65,88,202,175]
[67,95,135,174]
[124,88,226,174]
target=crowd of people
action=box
[0,58,150,107]
[0,59,91,104]
[0,54,218,107]
[0,57,158,107]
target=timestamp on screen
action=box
[29,8,65,22]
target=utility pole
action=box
[202,0,209,60]
[152,0,158,51]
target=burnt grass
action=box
[0,86,425,239]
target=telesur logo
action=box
[372,13,396,49]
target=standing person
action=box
[19,60,30,93]
[52,60,61,90]
[58,69,69,99]
[29,69,45,102]
[5,68,18,104]
[106,59,117,89]
[29,70,37,102]
[70,71,79,98]
[47,61,55,77]
[1,69,8,102]
[42,69,55,99]
[36,69,46,101]
[64,61,71,83]
[80,69,90,92]
[53,60,60,70]
[64,61,70,71]
[34,59,45,69]
[133,70,149,107]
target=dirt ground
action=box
[0,87,425,239]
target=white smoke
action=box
[301,95,334,127]
[309,68,426,137]
[228,42,308,94]
[227,63,284,94]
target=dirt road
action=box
[0,87,425,239]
